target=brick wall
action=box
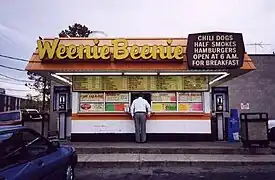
[221,55,275,119]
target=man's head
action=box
[137,92,143,98]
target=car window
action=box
[22,130,52,158]
[28,111,41,119]
[0,131,29,169]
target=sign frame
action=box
[186,32,245,69]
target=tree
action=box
[26,23,94,112]
[59,23,106,37]
[25,72,51,111]
[59,23,92,37]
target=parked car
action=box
[0,126,77,180]
[21,109,43,121]
[268,119,275,141]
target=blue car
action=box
[0,126,77,180]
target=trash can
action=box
[227,109,240,142]
[240,112,269,148]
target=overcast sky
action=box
[0,0,275,97]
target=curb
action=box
[76,160,275,168]
[74,147,273,155]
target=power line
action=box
[0,73,33,82]
[4,88,31,92]
[0,54,28,62]
[0,64,25,71]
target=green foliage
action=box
[59,23,92,37]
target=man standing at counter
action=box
[130,93,151,143]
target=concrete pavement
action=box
[65,141,275,168]
[77,153,275,168]
[67,141,274,154]
[75,165,275,180]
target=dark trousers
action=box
[134,112,147,143]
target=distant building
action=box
[0,92,33,112]
[222,54,275,119]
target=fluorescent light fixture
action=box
[51,74,72,85]
[124,72,158,75]
[159,72,227,75]
[55,72,122,76]
[209,72,230,85]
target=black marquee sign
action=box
[186,32,245,69]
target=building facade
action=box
[223,54,275,119]
[25,32,256,141]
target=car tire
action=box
[64,164,75,180]
[270,128,275,142]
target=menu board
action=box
[152,93,176,102]
[73,75,209,91]
[79,102,104,112]
[152,103,177,112]
[157,76,182,90]
[147,76,157,90]
[79,93,104,101]
[73,76,103,91]
[103,76,128,91]
[105,103,128,112]
[127,76,149,90]
[183,76,208,90]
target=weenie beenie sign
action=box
[186,32,245,69]
[37,39,185,61]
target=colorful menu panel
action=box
[79,102,104,112]
[178,103,190,112]
[178,92,202,102]
[79,93,104,101]
[178,93,191,102]
[105,93,129,102]
[105,103,128,112]
[191,103,203,111]
[151,93,176,102]
[152,103,177,112]
[178,103,203,112]
[73,75,209,91]
[191,93,202,102]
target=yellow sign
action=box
[72,76,209,91]
[37,39,185,61]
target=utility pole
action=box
[246,41,271,54]
[41,77,46,136]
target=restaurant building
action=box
[25,32,256,141]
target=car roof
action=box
[0,125,25,132]
[22,109,38,112]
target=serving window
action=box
[78,92,204,113]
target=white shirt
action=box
[130,97,151,117]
